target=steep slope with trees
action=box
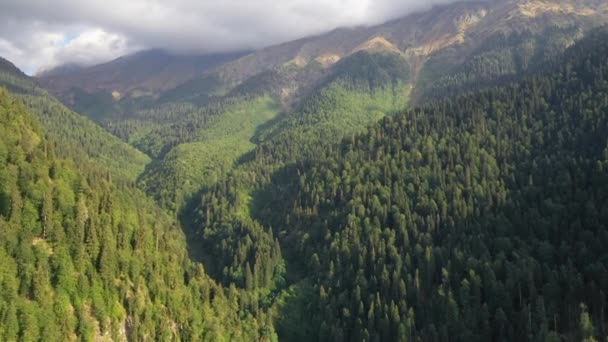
[0,88,276,341]
[190,28,608,341]
[0,62,150,182]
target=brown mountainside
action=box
[36,0,608,109]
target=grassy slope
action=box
[139,96,280,210]
[258,81,411,161]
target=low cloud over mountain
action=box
[0,0,471,73]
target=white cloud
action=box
[0,27,136,74]
[54,29,138,67]
[0,0,469,74]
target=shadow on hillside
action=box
[177,189,223,277]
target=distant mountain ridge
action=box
[37,49,248,100]
[37,0,608,114]
[0,56,26,77]
[208,0,608,94]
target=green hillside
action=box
[188,28,608,341]
[256,51,411,162]
[0,88,275,341]
[0,67,150,182]
[415,25,584,101]
[138,96,280,210]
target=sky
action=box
[0,0,467,74]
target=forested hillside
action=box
[0,88,276,340]
[415,25,585,100]
[3,1,608,341]
[188,28,608,341]
[0,65,149,182]
[31,0,607,217]
[119,50,410,211]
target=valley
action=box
[1,0,608,340]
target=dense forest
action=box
[0,89,279,340]
[416,26,584,101]
[188,28,608,341]
[131,50,411,211]
[2,12,608,342]
[0,64,150,183]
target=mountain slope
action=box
[0,58,150,181]
[209,0,608,101]
[0,88,275,340]
[38,49,247,97]
[36,50,247,122]
[192,27,608,341]
[0,57,26,77]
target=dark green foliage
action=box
[417,26,583,100]
[157,74,224,106]
[190,28,608,341]
[327,51,410,92]
[191,177,285,290]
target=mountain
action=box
[4,0,608,340]
[189,27,608,341]
[39,0,608,114]
[208,0,608,102]
[36,49,247,121]
[0,87,275,340]
[145,0,608,208]
[34,0,607,211]
[0,56,150,181]
[38,49,247,97]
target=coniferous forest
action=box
[190,29,608,341]
[1,2,608,341]
[0,88,278,340]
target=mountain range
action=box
[2,0,608,340]
[31,0,608,211]
[38,0,608,107]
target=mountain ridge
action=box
[33,0,608,117]
[37,49,248,99]
[0,54,151,182]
